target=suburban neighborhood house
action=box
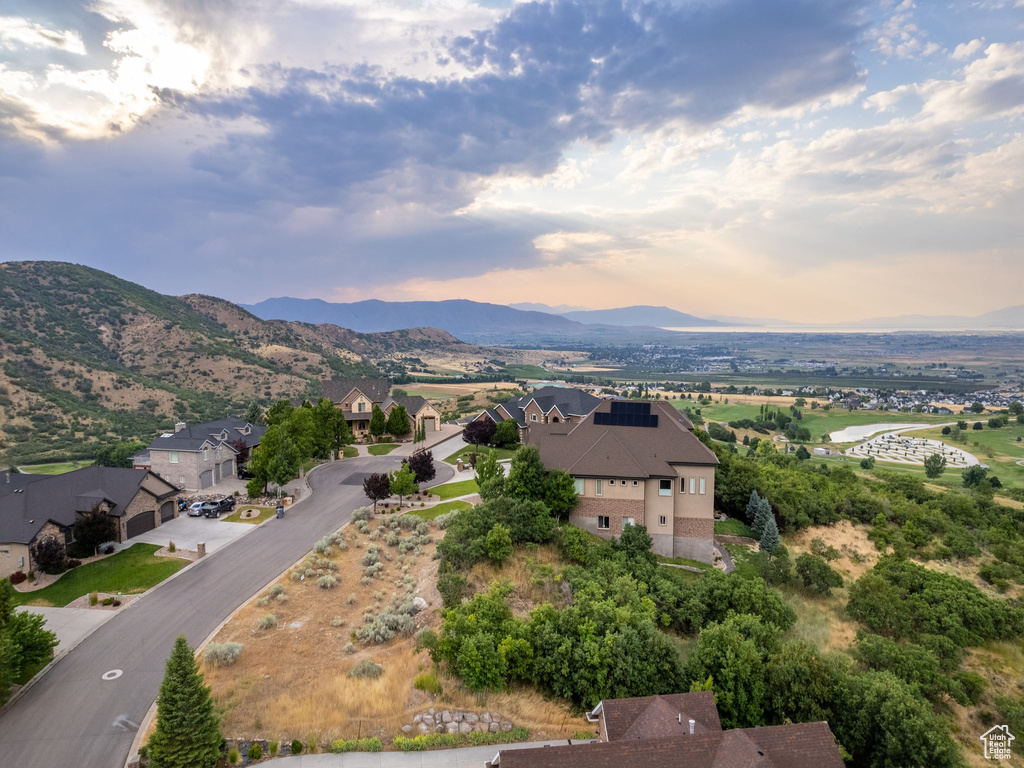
[0,467,179,575]
[488,691,843,767]
[137,418,266,491]
[530,399,719,563]
[322,377,442,439]
[472,385,602,438]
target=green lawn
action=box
[714,518,756,537]
[721,542,759,579]
[443,445,518,465]
[12,544,187,607]
[341,446,359,458]
[222,505,275,525]
[368,443,399,456]
[410,500,472,520]
[18,461,89,476]
[431,478,480,500]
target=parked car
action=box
[213,497,235,513]
[200,501,222,518]
[237,466,255,480]
[186,502,205,517]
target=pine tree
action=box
[752,498,772,537]
[759,515,780,558]
[148,635,222,768]
[745,490,761,523]
[368,405,387,441]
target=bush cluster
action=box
[204,642,244,666]
[393,727,530,751]
[330,737,382,752]
[350,660,383,679]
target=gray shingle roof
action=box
[481,386,602,427]
[0,467,178,545]
[148,418,265,453]
[322,377,391,404]
[382,394,430,414]
[529,399,718,477]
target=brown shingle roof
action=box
[530,399,718,478]
[602,691,721,741]
[322,377,390,404]
[491,722,843,768]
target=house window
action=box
[530,413,538,422]
[179,475,185,485]
[623,517,635,527]
[357,401,366,413]
[596,479,603,496]
[169,452,179,464]
[620,480,627,486]
[659,479,672,496]
[597,515,610,530]
[659,515,667,526]
[573,478,584,495]
[699,477,706,495]
[689,476,696,494]
[632,480,639,487]
[202,449,209,462]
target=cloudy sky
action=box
[1,0,1022,322]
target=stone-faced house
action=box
[529,399,719,563]
[472,385,601,439]
[0,467,178,576]
[141,418,266,491]
[322,377,442,439]
[487,691,843,768]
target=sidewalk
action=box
[265,740,576,767]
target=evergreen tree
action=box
[368,405,387,441]
[244,401,264,426]
[745,490,761,524]
[386,405,411,437]
[148,635,222,768]
[760,515,780,558]
[505,445,545,500]
[752,498,773,537]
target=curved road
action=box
[0,456,453,768]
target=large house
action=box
[530,399,719,562]
[139,418,266,491]
[0,467,179,576]
[472,385,602,439]
[488,691,843,768]
[322,377,442,440]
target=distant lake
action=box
[662,325,984,334]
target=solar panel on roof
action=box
[594,401,659,428]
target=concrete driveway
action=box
[0,455,453,768]
[263,741,573,767]
[20,606,114,654]
[114,513,259,554]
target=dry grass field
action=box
[203,513,585,748]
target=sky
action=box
[1,0,1022,323]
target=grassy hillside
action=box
[0,262,498,464]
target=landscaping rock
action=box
[445,723,459,734]
[459,722,472,734]
[412,596,428,611]
[491,712,502,721]
[436,724,445,734]
[489,722,499,733]
[413,714,422,724]
[402,725,413,733]
[429,707,435,715]
[501,721,513,731]
[464,713,479,724]
[417,722,431,734]
[454,711,464,722]
[481,713,491,723]
[441,710,452,723]
[475,723,487,732]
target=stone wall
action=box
[150,449,201,491]
[405,708,515,735]
[119,490,161,542]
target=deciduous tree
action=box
[390,463,419,507]
[492,419,520,448]
[362,472,391,512]
[407,450,436,484]
[542,470,578,520]
[505,445,545,501]
[923,453,946,478]
[463,418,496,446]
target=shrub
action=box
[795,553,844,595]
[313,537,332,555]
[259,614,276,630]
[269,584,284,597]
[9,571,27,585]
[257,596,270,607]
[168,541,176,553]
[204,642,244,666]
[247,743,263,760]
[343,642,355,654]
[102,597,115,606]
[30,537,66,575]
[330,737,382,753]
[227,746,240,764]
[413,671,442,696]
[290,739,303,754]
[63,558,81,569]
[393,727,530,751]
[89,592,98,606]
[290,571,302,582]
[269,740,279,756]
[352,506,373,522]
[350,660,383,679]
[276,593,289,603]
[574,729,596,740]
[559,525,592,564]
[437,572,466,610]
[318,575,339,589]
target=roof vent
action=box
[689,719,695,735]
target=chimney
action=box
[174,421,187,433]
[689,719,695,735]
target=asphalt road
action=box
[0,457,453,768]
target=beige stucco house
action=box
[529,399,719,563]
[0,467,178,577]
[322,377,442,440]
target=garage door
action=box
[160,500,175,522]
[423,417,437,432]
[126,511,157,538]
[200,470,213,489]
[221,459,234,478]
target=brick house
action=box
[472,385,601,439]
[0,467,178,576]
[141,418,265,491]
[529,399,719,563]
[322,377,442,440]
[488,691,843,767]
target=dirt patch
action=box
[786,520,878,581]
[203,515,583,747]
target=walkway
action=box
[264,740,577,767]
[0,455,429,768]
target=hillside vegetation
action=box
[0,262,499,464]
